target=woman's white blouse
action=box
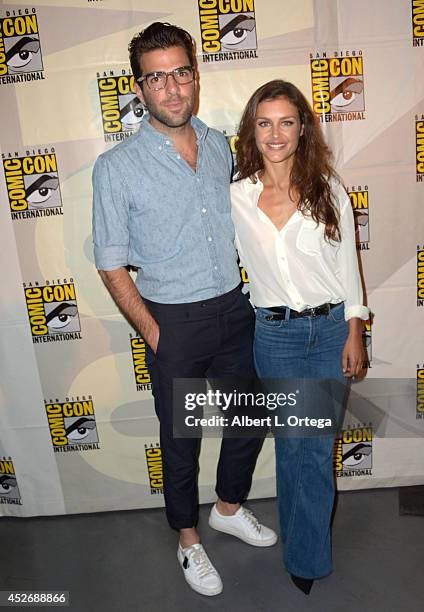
[230,176,369,321]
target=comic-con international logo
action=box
[223,131,238,177]
[334,425,373,477]
[0,458,22,505]
[129,334,152,392]
[310,52,365,123]
[417,366,424,419]
[417,247,424,306]
[348,186,369,250]
[23,279,82,344]
[218,130,250,287]
[198,0,258,63]
[2,147,62,220]
[416,115,424,181]
[239,265,249,286]
[145,443,163,495]
[0,9,44,84]
[45,397,100,453]
[412,0,424,46]
[97,69,145,142]
[362,318,372,368]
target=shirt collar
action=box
[138,113,208,144]
[236,174,263,208]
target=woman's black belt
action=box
[264,302,340,321]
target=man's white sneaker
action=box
[208,504,278,547]
[177,543,223,596]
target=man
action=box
[92,22,276,597]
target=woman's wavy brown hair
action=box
[236,79,341,241]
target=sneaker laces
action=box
[189,545,217,579]
[240,507,261,533]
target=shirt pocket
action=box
[296,218,324,255]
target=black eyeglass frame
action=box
[137,66,195,90]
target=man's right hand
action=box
[98,267,160,352]
[150,324,160,354]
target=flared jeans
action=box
[254,302,349,579]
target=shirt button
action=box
[202,208,207,213]
[196,178,200,182]
[165,140,170,145]
[177,154,181,159]
[158,145,162,151]
[214,265,218,270]
[208,236,212,242]
[280,256,285,260]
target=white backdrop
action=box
[1,0,424,517]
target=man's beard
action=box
[145,91,195,129]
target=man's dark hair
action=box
[129,22,195,82]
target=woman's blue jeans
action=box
[254,302,349,579]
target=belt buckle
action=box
[309,307,319,318]
[265,314,283,321]
[321,303,331,315]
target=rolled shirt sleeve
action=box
[336,184,370,321]
[92,154,130,271]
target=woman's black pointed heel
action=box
[290,574,314,595]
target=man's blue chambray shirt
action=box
[92,115,241,304]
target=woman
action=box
[231,80,369,594]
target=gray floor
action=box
[0,488,423,612]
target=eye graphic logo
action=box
[412,0,424,46]
[0,458,22,505]
[129,334,152,392]
[334,426,373,477]
[97,71,145,142]
[0,11,44,84]
[3,150,63,220]
[198,0,258,63]
[145,444,163,495]
[219,12,256,51]
[348,187,369,250]
[45,398,100,452]
[23,280,82,343]
[310,53,365,123]
[330,76,364,113]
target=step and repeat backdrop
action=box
[1,0,424,516]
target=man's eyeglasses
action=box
[137,66,194,91]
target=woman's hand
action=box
[342,318,366,377]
